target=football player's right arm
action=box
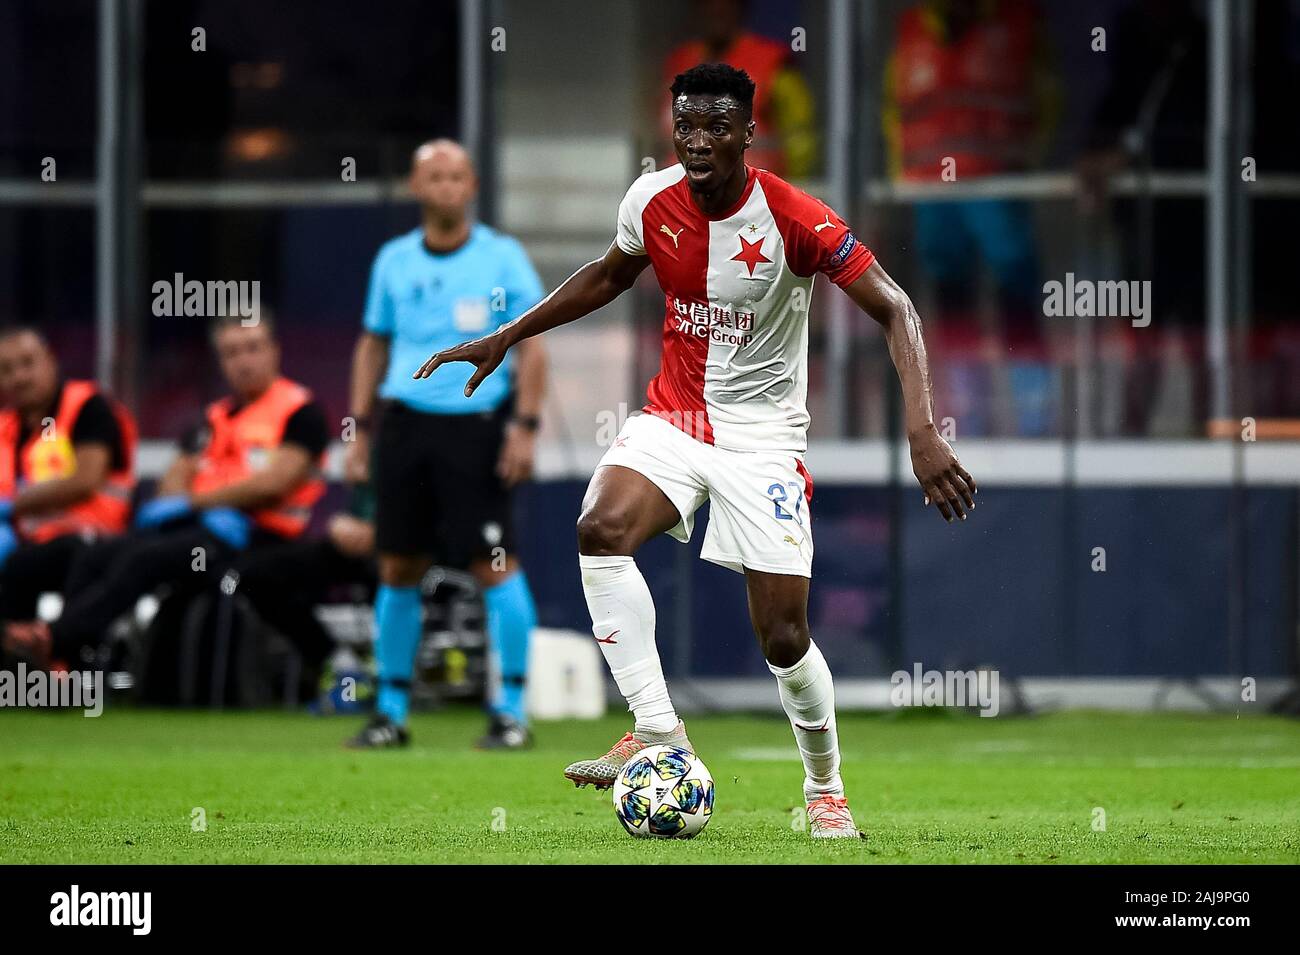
[413,243,649,395]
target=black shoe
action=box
[344,715,410,749]
[476,714,532,750]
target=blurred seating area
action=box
[3,0,1300,703]
[4,0,1299,444]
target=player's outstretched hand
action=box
[412,332,508,396]
[909,423,977,523]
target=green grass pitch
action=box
[2,707,1298,863]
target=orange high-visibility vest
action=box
[663,33,791,175]
[0,379,137,543]
[890,2,1038,181]
[190,377,325,539]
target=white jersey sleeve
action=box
[615,188,646,255]
[614,165,686,257]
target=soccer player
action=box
[346,139,547,750]
[414,65,977,837]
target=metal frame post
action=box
[459,0,496,224]
[1207,0,1232,421]
[95,0,120,390]
[825,0,854,438]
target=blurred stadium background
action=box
[3,0,1299,714]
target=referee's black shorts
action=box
[373,399,515,564]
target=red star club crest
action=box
[731,234,771,276]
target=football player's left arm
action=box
[10,443,111,517]
[189,444,314,512]
[844,262,977,523]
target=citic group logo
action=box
[671,298,754,346]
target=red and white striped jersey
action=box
[616,163,875,453]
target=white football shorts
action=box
[595,412,813,577]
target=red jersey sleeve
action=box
[760,171,876,288]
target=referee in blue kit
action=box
[346,139,546,750]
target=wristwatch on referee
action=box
[512,414,540,433]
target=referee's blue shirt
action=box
[364,224,545,414]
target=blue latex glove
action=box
[0,523,17,570]
[0,498,12,524]
[134,494,193,529]
[200,508,252,551]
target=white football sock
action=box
[768,640,844,798]
[579,554,679,735]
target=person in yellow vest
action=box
[661,0,818,178]
[883,0,1060,435]
[0,325,137,656]
[12,315,329,670]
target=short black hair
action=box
[670,63,756,119]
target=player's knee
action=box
[755,616,810,669]
[575,506,634,556]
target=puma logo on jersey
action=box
[783,534,803,548]
[594,630,620,645]
[660,224,685,248]
[814,214,836,233]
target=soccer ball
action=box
[612,744,714,839]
